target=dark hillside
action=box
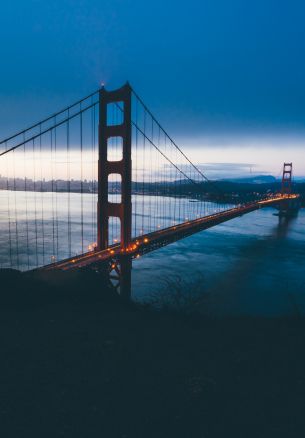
[0,270,305,437]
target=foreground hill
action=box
[0,270,305,437]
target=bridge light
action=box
[144,238,149,243]
[110,250,115,254]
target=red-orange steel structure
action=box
[98,83,132,299]
[281,163,293,195]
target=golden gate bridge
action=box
[0,83,300,298]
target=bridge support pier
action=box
[109,255,132,302]
[120,256,132,300]
[98,83,132,300]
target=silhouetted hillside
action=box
[1,270,305,437]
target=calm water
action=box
[132,207,305,317]
[0,190,228,270]
[0,190,304,316]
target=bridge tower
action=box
[281,162,292,195]
[98,83,132,300]
[279,162,300,217]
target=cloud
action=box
[196,162,261,179]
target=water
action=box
[132,207,305,317]
[0,190,227,270]
[0,190,304,316]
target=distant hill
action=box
[220,175,277,184]
[170,175,280,186]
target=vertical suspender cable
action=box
[12,150,19,269]
[5,143,13,267]
[134,97,138,237]
[91,102,94,245]
[32,138,38,267]
[23,136,30,269]
[80,108,84,253]
[67,110,71,257]
[50,130,56,260]
[142,109,146,235]
[39,124,45,265]
[54,118,59,259]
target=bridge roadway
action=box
[39,194,299,272]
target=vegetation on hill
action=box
[0,269,305,437]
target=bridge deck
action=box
[39,195,299,272]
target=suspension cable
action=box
[0,89,100,146]
[0,101,99,157]
[131,87,221,188]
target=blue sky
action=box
[0,0,304,175]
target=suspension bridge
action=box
[0,83,300,298]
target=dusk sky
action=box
[1,0,305,176]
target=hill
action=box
[0,270,305,437]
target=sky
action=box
[0,0,305,177]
